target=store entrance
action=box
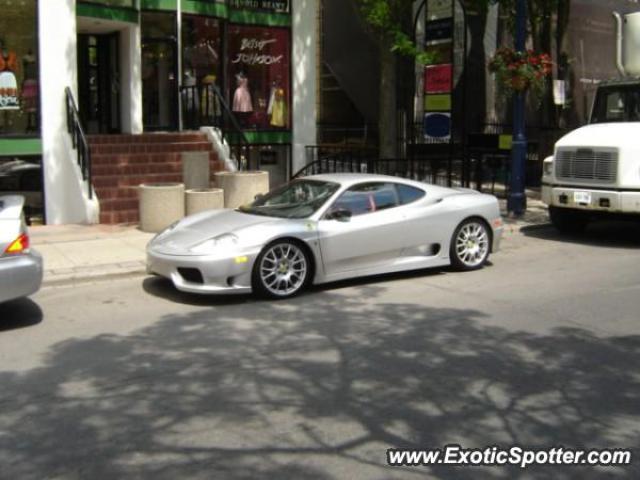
[142,39,178,131]
[77,33,121,134]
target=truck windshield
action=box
[591,86,640,123]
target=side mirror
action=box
[326,207,352,222]
[254,193,265,202]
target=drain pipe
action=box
[177,0,184,130]
[613,12,626,77]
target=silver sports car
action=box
[146,174,503,298]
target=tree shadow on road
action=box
[0,288,638,479]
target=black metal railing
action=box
[65,87,92,199]
[294,145,455,187]
[180,84,250,170]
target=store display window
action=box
[0,0,39,136]
[227,25,291,130]
[181,15,223,126]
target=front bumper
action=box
[542,184,640,213]
[146,247,259,295]
[0,250,43,303]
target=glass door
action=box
[77,33,121,134]
[142,39,178,131]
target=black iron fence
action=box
[296,123,569,198]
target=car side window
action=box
[330,182,399,217]
[396,184,426,205]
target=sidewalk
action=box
[31,224,154,287]
[31,200,550,287]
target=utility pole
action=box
[508,0,527,216]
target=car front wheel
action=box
[450,219,491,271]
[252,240,311,299]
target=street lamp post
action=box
[508,0,528,216]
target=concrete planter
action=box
[214,171,269,209]
[182,151,211,190]
[138,182,185,233]
[186,188,224,215]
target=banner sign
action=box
[424,64,452,93]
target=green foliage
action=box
[356,0,434,65]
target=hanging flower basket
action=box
[488,48,552,96]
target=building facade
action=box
[0,0,318,224]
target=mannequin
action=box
[0,39,19,111]
[22,50,38,131]
[232,72,252,113]
[268,77,287,128]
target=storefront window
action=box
[227,25,291,130]
[0,0,39,136]
[181,15,222,127]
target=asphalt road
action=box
[1,222,640,479]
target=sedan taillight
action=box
[4,233,29,255]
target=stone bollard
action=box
[185,188,224,216]
[138,183,185,233]
[214,171,269,209]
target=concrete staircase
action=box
[89,132,223,224]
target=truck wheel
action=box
[549,206,588,234]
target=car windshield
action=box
[238,179,340,219]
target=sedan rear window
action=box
[396,184,426,205]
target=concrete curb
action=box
[42,262,147,288]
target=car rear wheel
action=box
[253,240,311,299]
[450,219,491,271]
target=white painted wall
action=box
[40,0,99,224]
[292,0,318,173]
[120,23,143,134]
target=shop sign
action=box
[425,18,453,42]
[423,112,451,140]
[228,0,289,13]
[425,94,451,111]
[424,64,452,93]
[232,37,284,65]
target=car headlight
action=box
[190,233,239,254]
[543,159,554,176]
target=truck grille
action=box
[555,148,618,183]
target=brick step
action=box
[100,209,139,225]
[91,152,183,166]
[88,133,207,145]
[94,186,139,201]
[92,162,182,176]
[99,197,139,212]
[90,142,213,155]
[93,173,183,189]
[91,150,218,166]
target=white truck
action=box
[541,11,640,233]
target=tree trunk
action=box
[379,35,397,158]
